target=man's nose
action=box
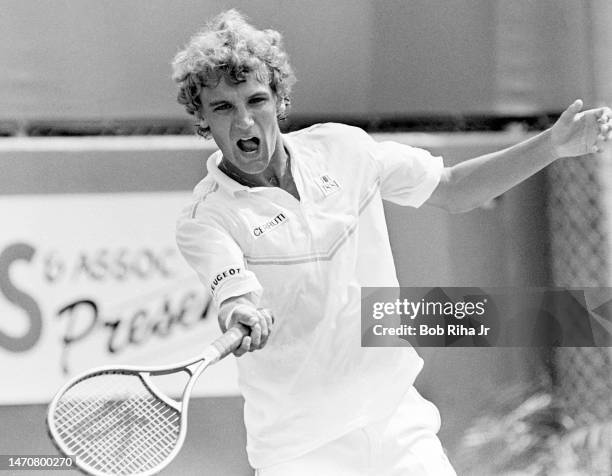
[234,107,255,130]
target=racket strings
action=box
[50,372,181,475]
[55,377,180,474]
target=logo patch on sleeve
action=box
[316,174,341,196]
[252,212,289,238]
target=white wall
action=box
[0,0,604,121]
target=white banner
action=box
[0,192,239,404]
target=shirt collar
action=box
[206,150,251,196]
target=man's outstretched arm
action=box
[426,100,612,213]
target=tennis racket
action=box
[46,324,249,476]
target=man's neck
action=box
[219,142,291,189]
[219,144,299,200]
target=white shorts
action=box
[254,386,457,476]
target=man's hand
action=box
[219,296,274,357]
[550,99,612,158]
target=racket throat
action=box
[139,373,182,411]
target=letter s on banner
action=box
[0,242,42,352]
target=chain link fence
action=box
[547,155,612,475]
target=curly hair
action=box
[172,9,296,138]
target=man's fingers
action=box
[561,99,583,122]
[258,308,274,328]
[234,336,251,356]
[595,108,611,149]
[258,311,269,344]
[249,320,262,347]
[596,107,611,123]
[228,306,275,355]
[255,308,273,348]
[598,130,612,143]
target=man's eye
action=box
[250,97,266,104]
[214,104,231,111]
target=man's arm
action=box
[176,205,273,356]
[426,100,612,213]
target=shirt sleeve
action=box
[348,126,444,207]
[176,203,262,307]
[373,140,444,207]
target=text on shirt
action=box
[210,267,242,294]
[253,213,288,238]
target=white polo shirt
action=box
[176,123,444,468]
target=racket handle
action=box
[211,323,250,361]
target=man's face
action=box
[199,74,283,175]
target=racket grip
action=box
[211,323,250,361]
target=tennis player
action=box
[172,10,612,475]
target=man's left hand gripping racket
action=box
[47,325,249,476]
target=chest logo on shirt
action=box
[315,174,341,197]
[253,212,289,238]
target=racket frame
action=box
[47,325,248,476]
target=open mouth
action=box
[237,137,260,153]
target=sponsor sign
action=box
[0,192,239,404]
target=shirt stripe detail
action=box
[191,183,219,218]
[244,179,380,266]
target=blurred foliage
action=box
[453,378,612,476]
